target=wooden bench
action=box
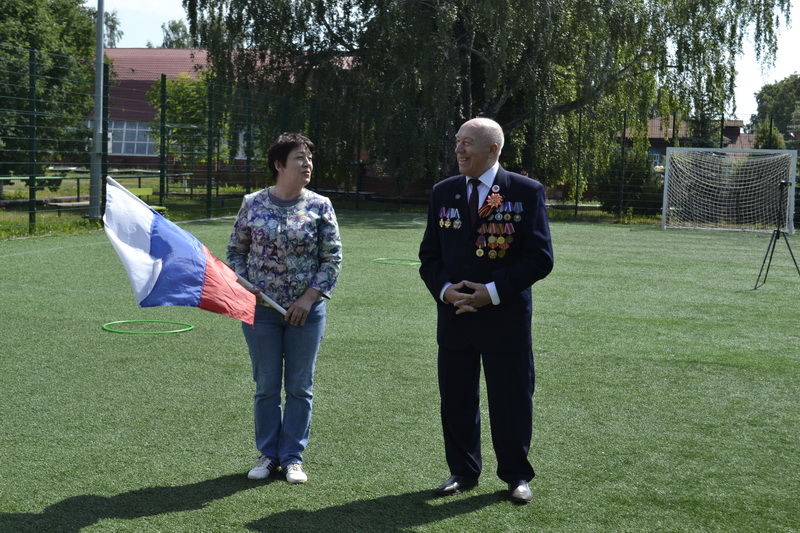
[49,200,90,216]
[127,187,167,213]
[49,188,166,216]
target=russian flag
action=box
[103,178,256,325]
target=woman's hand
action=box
[285,288,321,326]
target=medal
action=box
[488,250,497,259]
[498,250,506,258]
[478,192,504,218]
[450,208,461,229]
[513,202,523,222]
[476,248,484,257]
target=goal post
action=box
[662,147,797,234]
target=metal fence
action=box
[6,44,793,238]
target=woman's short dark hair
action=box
[267,133,315,179]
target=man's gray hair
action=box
[463,117,504,153]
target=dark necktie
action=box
[469,178,481,223]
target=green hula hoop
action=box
[372,257,421,266]
[101,320,194,335]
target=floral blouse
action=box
[227,188,342,309]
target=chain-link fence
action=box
[4,44,795,238]
[0,46,301,237]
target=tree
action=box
[0,0,96,178]
[753,121,787,149]
[104,10,124,48]
[146,73,209,167]
[183,0,792,192]
[161,19,193,49]
[752,74,800,134]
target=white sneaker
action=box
[247,456,277,480]
[285,463,308,484]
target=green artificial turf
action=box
[0,212,798,532]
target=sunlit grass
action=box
[0,212,798,531]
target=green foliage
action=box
[161,19,193,49]
[146,73,211,166]
[753,74,800,132]
[753,122,787,149]
[594,147,663,216]
[103,9,124,48]
[0,0,95,175]
[184,0,791,192]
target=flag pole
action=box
[235,274,287,316]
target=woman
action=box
[227,133,342,484]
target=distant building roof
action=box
[726,132,755,150]
[626,117,746,139]
[104,48,208,81]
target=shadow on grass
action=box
[0,473,257,532]
[246,489,508,532]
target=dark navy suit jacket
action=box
[419,167,554,352]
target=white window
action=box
[109,121,156,156]
[648,150,662,166]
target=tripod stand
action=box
[753,180,800,289]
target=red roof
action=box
[726,132,755,150]
[625,117,746,139]
[104,48,208,81]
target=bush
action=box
[593,149,663,216]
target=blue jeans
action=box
[242,300,326,466]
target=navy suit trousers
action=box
[437,345,535,483]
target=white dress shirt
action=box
[439,162,501,306]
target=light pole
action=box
[89,0,104,219]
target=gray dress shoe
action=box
[508,481,533,503]
[433,475,479,496]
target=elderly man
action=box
[418,117,554,504]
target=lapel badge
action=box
[491,184,500,192]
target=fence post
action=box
[101,62,109,215]
[206,82,214,219]
[245,88,252,194]
[28,48,37,234]
[574,108,582,218]
[618,111,627,219]
[159,73,167,205]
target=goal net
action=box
[662,148,797,233]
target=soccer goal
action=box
[661,148,797,234]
